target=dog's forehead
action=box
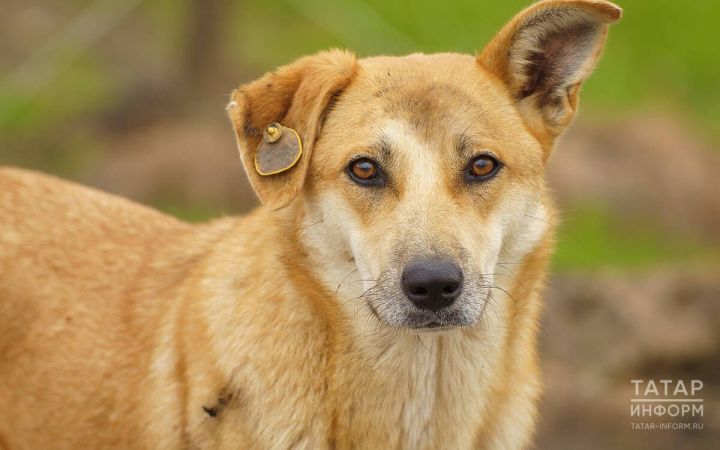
[333,53,523,144]
[359,53,483,114]
[319,53,542,171]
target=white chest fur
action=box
[352,317,508,449]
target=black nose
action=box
[401,259,463,311]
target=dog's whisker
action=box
[334,268,360,296]
[300,219,325,231]
[523,214,552,226]
[478,271,519,282]
[416,334,432,354]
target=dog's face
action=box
[228,0,621,330]
[304,54,549,329]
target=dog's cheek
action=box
[311,192,357,256]
[497,190,551,265]
[347,219,396,284]
[311,190,386,279]
[444,189,502,275]
[467,215,504,276]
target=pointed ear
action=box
[227,49,357,209]
[478,0,621,146]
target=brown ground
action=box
[537,270,720,450]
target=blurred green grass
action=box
[553,205,720,271]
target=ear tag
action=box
[254,123,303,176]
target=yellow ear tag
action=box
[254,123,303,176]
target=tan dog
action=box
[0,1,620,448]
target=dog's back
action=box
[0,168,193,448]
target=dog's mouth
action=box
[407,317,469,331]
[400,303,483,330]
[363,298,484,331]
[364,299,468,331]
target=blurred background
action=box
[1,0,718,448]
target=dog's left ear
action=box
[478,0,621,148]
[227,50,358,210]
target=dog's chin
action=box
[403,313,477,332]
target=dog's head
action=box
[228,0,620,330]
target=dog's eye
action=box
[348,158,383,186]
[351,159,376,179]
[466,155,501,182]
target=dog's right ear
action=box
[227,50,357,210]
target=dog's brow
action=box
[375,132,392,159]
[456,133,477,156]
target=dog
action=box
[0,1,620,448]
